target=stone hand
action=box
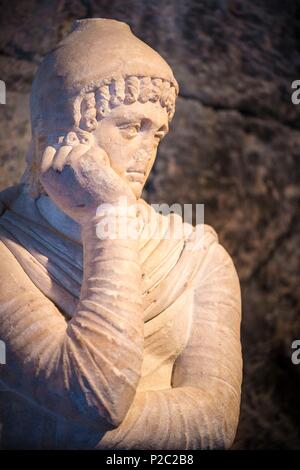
[39,129,136,224]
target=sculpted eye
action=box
[118,122,141,139]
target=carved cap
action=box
[30,18,178,134]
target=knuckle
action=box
[64,131,79,147]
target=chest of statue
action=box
[138,287,194,391]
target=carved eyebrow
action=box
[115,118,141,127]
[139,118,169,133]
[117,121,141,129]
[113,114,169,134]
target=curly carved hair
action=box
[75,75,177,132]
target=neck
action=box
[35,194,150,245]
[36,194,82,243]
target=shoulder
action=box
[192,223,239,282]
[190,224,241,315]
[0,239,63,338]
[0,239,40,300]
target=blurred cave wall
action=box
[0,0,300,449]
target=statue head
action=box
[25,18,179,199]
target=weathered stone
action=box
[0,0,299,449]
[0,17,242,450]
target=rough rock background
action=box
[0,0,300,449]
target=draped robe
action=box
[0,185,242,449]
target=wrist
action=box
[81,203,141,243]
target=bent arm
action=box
[0,211,143,428]
[97,242,242,449]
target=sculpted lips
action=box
[126,167,146,183]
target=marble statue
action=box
[0,18,242,449]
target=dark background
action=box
[0,0,300,449]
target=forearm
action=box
[98,382,240,450]
[65,209,144,425]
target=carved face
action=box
[92,100,169,198]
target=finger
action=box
[52,145,72,172]
[40,146,56,173]
[65,143,91,166]
[77,130,94,147]
[63,131,80,147]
